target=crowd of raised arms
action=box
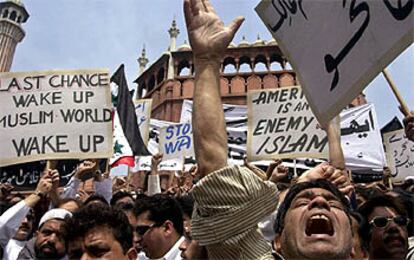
[1,0,414,259]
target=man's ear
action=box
[127,247,137,260]
[273,234,282,255]
[163,220,174,236]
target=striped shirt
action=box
[191,165,279,259]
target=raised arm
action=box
[402,110,414,142]
[322,118,345,169]
[184,0,244,178]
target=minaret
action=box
[0,0,29,72]
[137,45,149,75]
[167,17,179,79]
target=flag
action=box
[110,64,151,167]
[381,117,403,137]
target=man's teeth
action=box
[311,214,329,221]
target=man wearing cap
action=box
[18,208,72,260]
[0,170,55,260]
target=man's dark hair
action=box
[134,194,184,235]
[110,191,134,207]
[65,204,132,253]
[273,179,352,235]
[354,186,382,205]
[176,194,194,219]
[358,194,408,250]
[83,194,109,206]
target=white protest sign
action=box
[0,69,112,167]
[134,156,184,171]
[340,103,386,170]
[384,129,414,182]
[180,99,247,123]
[247,86,328,161]
[134,99,152,146]
[256,1,414,125]
[159,122,194,160]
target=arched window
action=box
[179,67,191,76]
[2,9,9,18]
[148,75,155,92]
[178,60,191,76]
[10,11,16,21]
[223,64,237,74]
[270,61,283,71]
[157,68,165,84]
[254,55,267,72]
[239,56,251,73]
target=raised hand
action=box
[49,169,60,190]
[74,160,97,180]
[267,159,289,183]
[36,171,53,196]
[403,111,414,141]
[298,163,354,197]
[184,0,244,62]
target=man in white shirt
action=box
[134,194,184,260]
[0,170,54,260]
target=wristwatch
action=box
[34,190,44,198]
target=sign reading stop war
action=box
[0,69,113,167]
[384,129,414,182]
[256,0,413,125]
[247,86,328,161]
[159,122,194,160]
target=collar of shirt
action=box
[162,236,185,260]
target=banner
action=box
[256,0,413,125]
[180,99,247,123]
[340,103,386,170]
[134,99,152,146]
[247,86,328,160]
[384,129,414,182]
[134,156,184,172]
[159,122,194,160]
[0,69,112,167]
[0,160,77,191]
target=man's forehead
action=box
[41,219,64,229]
[294,187,338,200]
[84,226,114,243]
[369,206,398,219]
[137,210,153,224]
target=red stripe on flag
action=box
[111,156,135,168]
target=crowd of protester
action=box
[1,0,414,259]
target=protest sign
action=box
[134,99,152,145]
[180,99,247,123]
[256,1,413,125]
[384,129,414,182]
[159,122,194,160]
[0,69,112,167]
[247,86,328,161]
[0,160,77,191]
[340,103,386,170]
[134,156,184,171]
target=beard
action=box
[35,243,64,259]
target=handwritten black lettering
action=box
[268,0,308,32]
[383,0,413,20]
[324,0,370,91]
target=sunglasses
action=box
[136,223,156,236]
[369,216,409,228]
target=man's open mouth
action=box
[305,214,334,236]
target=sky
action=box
[11,0,414,128]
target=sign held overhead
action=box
[256,0,413,125]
